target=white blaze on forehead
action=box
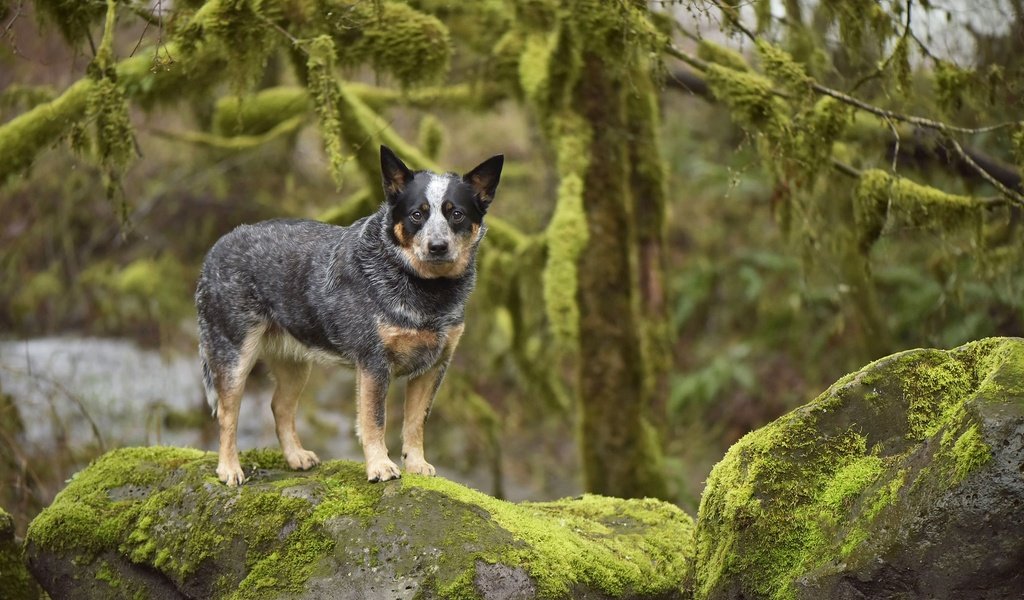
[422,174,453,239]
[424,174,451,211]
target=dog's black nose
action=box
[428,241,449,255]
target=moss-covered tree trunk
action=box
[574,50,668,498]
[514,1,670,499]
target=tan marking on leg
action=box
[267,358,319,471]
[216,325,265,486]
[402,323,464,476]
[216,378,246,486]
[357,367,401,482]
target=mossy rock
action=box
[0,506,41,599]
[692,337,1024,600]
[25,447,693,599]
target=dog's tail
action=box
[199,345,219,417]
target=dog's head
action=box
[380,145,503,279]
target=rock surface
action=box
[1,506,41,600]
[25,447,694,600]
[691,337,1024,600]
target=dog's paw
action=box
[285,448,320,471]
[366,458,402,483]
[404,459,436,476]
[217,461,247,487]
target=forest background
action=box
[1,0,1022,535]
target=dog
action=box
[195,145,503,485]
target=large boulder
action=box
[692,337,1024,600]
[25,447,694,599]
[1,506,41,600]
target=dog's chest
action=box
[376,322,448,376]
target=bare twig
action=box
[0,362,107,452]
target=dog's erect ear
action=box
[462,154,504,212]
[380,145,414,201]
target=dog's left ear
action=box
[381,145,414,202]
[463,155,504,212]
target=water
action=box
[0,336,358,461]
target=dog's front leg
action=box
[356,365,401,482]
[402,324,463,476]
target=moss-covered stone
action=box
[26,447,693,599]
[692,337,1024,600]
[0,506,41,600]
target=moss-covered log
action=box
[692,337,1024,600]
[25,448,694,600]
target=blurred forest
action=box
[1,0,1022,534]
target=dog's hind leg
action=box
[356,365,401,482]
[402,324,463,476]
[214,326,264,486]
[267,358,319,471]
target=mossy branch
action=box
[664,42,1024,208]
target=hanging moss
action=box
[703,63,789,137]
[177,0,281,93]
[933,60,973,113]
[417,114,445,160]
[89,0,136,222]
[323,0,452,87]
[756,40,812,97]
[33,0,106,46]
[306,35,348,190]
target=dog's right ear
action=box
[380,145,414,202]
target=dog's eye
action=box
[451,210,465,223]
[410,210,423,223]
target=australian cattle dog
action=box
[195,146,503,485]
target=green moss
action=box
[0,505,40,600]
[696,40,751,72]
[542,118,592,350]
[324,0,452,87]
[756,40,812,95]
[417,114,445,160]
[703,63,789,136]
[29,447,693,599]
[306,35,348,190]
[945,425,991,485]
[854,169,982,252]
[693,338,1024,600]
[213,88,311,136]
